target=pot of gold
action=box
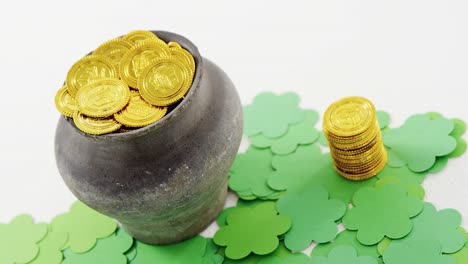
[54,30,243,244]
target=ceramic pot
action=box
[54,31,243,244]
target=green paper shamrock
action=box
[268,145,377,203]
[312,230,380,262]
[0,214,47,264]
[383,240,455,264]
[213,202,291,260]
[310,245,378,264]
[383,114,457,172]
[29,227,68,264]
[62,228,133,264]
[317,132,329,147]
[449,118,467,158]
[229,147,279,199]
[342,183,424,245]
[217,200,267,228]
[202,239,224,264]
[376,165,426,184]
[423,114,467,172]
[374,176,425,200]
[276,185,346,251]
[249,110,320,155]
[378,203,465,254]
[257,254,310,264]
[217,207,236,227]
[377,111,391,130]
[125,243,137,262]
[51,201,117,253]
[448,248,468,264]
[220,241,307,264]
[243,92,305,138]
[131,235,207,264]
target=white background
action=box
[0,0,467,238]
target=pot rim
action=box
[61,30,203,140]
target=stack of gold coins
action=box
[54,30,196,135]
[323,96,387,180]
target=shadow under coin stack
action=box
[54,30,195,135]
[323,96,387,180]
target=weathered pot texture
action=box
[54,31,243,244]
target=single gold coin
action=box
[324,96,376,137]
[123,30,159,45]
[168,41,182,49]
[54,86,78,117]
[93,38,134,69]
[114,92,167,127]
[75,79,131,118]
[120,41,171,89]
[73,111,122,135]
[66,55,117,97]
[169,47,195,76]
[138,57,193,106]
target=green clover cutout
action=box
[276,185,346,251]
[29,227,68,264]
[383,240,455,264]
[131,235,207,264]
[243,92,305,138]
[257,254,310,264]
[310,245,378,264]
[374,176,425,200]
[342,183,424,245]
[376,165,426,185]
[125,242,137,262]
[249,110,320,155]
[51,201,117,253]
[448,248,468,264]
[378,203,465,255]
[63,228,133,264]
[229,147,279,199]
[220,241,306,264]
[0,214,47,264]
[377,111,391,130]
[312,230,381,263]
[318,110,391,147]
[202,239,224,264]
[217,199,265,228]
[213,202,291,260]
[383,114,457,172]
[268,145,377,203]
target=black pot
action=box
[54,31,243,244]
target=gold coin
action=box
[123,30,158,45]
[120,41,171,89]
[169,47,195,76]
[66,55,117,97]
[73,111,122,135]
[55,86,78,117]
[75,79,131,118]
[93,38,134,69]
[168,41,182,49]
[114,92,167,127]
[324,96,376,137]
[138,57,193,106]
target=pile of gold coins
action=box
[323,96,387,180]
[54,30,196,135]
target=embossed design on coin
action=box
[139,57,192,106]
[73,111,122,135]
[120,42,170,89]
[114,92,167,127]
[93,38,134,69]
[76,79,130,118]
[55,86,78,117]
[325,97,375,137]
[66,55,117,97]
[123,30,158,45]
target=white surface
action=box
[0,0,467,238]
